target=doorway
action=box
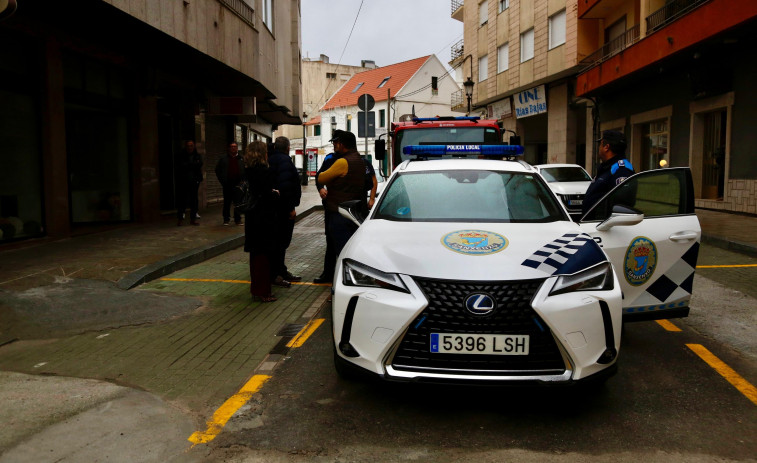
[701,109,726,200]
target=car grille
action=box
[391,277,566,376]
[560,194,584,211]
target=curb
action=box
[701,233,757,258]
[117,205,324,290]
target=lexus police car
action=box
[332,144,700,385]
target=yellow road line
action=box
[287,318,326,348]
[656,319,682,332]
[188,374,271,446]
[160,277,329,286]
[686,344,757,406]
[697,264,757,268]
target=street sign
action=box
[357,111,376,138]
[357,93,375,111]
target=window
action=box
[642,119,668,171]
[351,82,364,93]
[262,0,273,31]
[549,10,566,49]
[520,28,534,62]
[431,76,438,96]
[314,125,321,136]
[497,43,509,73]
[478,55,488,82]
[326,72,337,79]
[498,0,509,13]
[346,115,352,132]
[379,109,386,128]
[479,1,488,26]
[378,77,390,88]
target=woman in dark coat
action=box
[243,141,279,302]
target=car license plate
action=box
[430,333,529,355]
[568,199,583,206]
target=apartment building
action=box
[576,0,757,214]
[451,0,590,167]
[0,0,301,244]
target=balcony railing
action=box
[646,0,709,33]
[450,39,464,62]
[451,89,464,110]
[579,24,640,69]
[451,0,463,16]
[218,0,255,28]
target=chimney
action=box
[361,60,377,69]
[320,54,330,63]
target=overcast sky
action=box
[301,0,463,70]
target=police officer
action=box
[582,130,635,215]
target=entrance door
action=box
[701,109,726,199]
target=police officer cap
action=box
[597,130,626,146]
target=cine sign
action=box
[514,85,547,119]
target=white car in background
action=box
[534,164,592,218]
[333,145,701,386]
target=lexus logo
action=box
[465,293,496,316]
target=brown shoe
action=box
[271,276,291,288]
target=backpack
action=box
[233,180,259,215]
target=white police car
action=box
[534,163,592,219]
[332,145,700,385]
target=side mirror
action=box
[338,200,367,226]
[595,205,643,231]
[374,140,386,161]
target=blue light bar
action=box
[402,144,525,156]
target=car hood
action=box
[547,181,591,195]
[341,220,607,281]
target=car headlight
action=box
[549,262,614,296]
[342,259,409,293]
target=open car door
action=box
[578,167,701,321]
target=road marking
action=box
[287,318,325,348]
[656,319,682,332]
[188,374,271,446]
[160,277,329,286]
[686,344,757,406]
[697,264,757,268]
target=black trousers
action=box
[176,181,200,221]
[321,210,336,279]
[222,184,242,223]
[270,211,295,280]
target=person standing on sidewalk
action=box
[316,130,365,260]
[267,136,302,287]
[313,151,338,284]
[175,140,203,226]
[582,130,635,215]
[215,142,245,225]
[242,141,280,302]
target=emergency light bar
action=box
[402,144,525,156]
[411,116,481,123]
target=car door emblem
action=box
[465,293,496,315]
[624,236,657,286]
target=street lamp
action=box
[463,77,474,114]
[301,112,308,185]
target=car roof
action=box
[534,163,587,169]
[399,158,536,174]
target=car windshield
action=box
[540,167,591,182]
[374,170,565,222]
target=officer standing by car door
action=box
[582,130,635,215]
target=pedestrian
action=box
[313,151,338,284]
[582,130,635,215]
[242,141,280,303]
[267,136,302,287]
[364,157,378,210]
[215,142,245,225]
[316,129,365,260]
[175,139,203,226]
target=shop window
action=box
[641,119,668,171]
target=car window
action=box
[582,168,694,221]
[374,170,564,223]
[540,167,591,182]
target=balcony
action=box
[646,0,709,33]
[451,89,465,112]
[579,24,640,70]
[576,0,757,97]
[450,39,464,64]
[451,0,464,22]
[219,0,255,27]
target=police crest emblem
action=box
[624,236,657,286]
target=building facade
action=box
[451,0,591,167]
[576,0,757,214]
[0,0,301,244]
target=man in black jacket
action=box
[268,136,302,286]
[215,142,245,225]
[582,130,635,215]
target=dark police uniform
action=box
[582,155,634,215]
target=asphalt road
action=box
[0,242,755,462]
